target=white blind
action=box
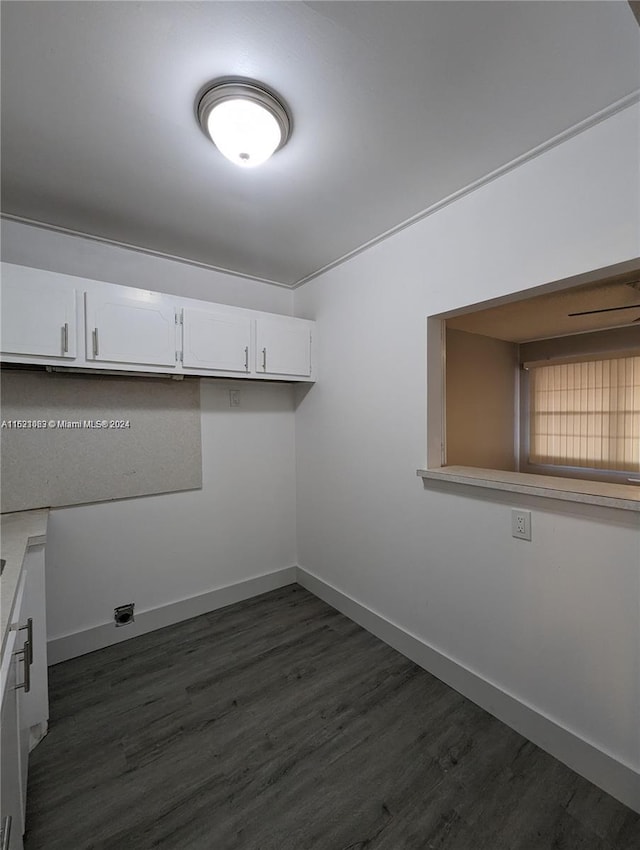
[529,355,640,472]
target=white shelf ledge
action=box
[417,466,640,512]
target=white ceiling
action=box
[447,274,640,342]
[1,1,639,287]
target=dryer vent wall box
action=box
[114,603,135,627]
[0,262,316,383]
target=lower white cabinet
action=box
[0,542,48,850]
[85,289,178,368]
[20,544,49,751]
[0,577,29,850]
[182,307,251,373]
[256,315,312,377]
[1,630,24,850]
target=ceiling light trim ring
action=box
[197,79,292,162]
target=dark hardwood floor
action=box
[25,585,639,849]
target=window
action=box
[526,355,640,478]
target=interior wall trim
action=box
[46,566,297,665]
[296,566,640,814]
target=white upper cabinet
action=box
[0,262,315,381]
[85,290,177,367]
[1,264,77,359]
[257,315,312,377]
[182,308,251,373]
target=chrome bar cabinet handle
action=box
[19,617,33,665]
[14,640,31,693]
[1,815,12,850]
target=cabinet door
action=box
[85,290,177,367]
[256,316,312,377]
[1,633,25,850]
[1,264,76,359]
[182,308,251,373]
[20,544,49,751]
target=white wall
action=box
[46,379,297,641]
[293,103,640,779]
[0,218,293,314]
[0,221,298,645]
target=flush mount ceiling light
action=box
[197,79,291,168]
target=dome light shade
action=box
[197,80,291,168]
[206,99,281,167]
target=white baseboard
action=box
[296,566,640,814]
[47,566,297,666]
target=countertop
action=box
[417,466,640,511]
[1,509,49,657]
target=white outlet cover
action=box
[511,509,532,541]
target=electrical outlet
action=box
[229,390,240,407]
[511,509,531,541]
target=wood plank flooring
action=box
[25,585,640,849]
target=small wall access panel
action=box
[1,371,202,512]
